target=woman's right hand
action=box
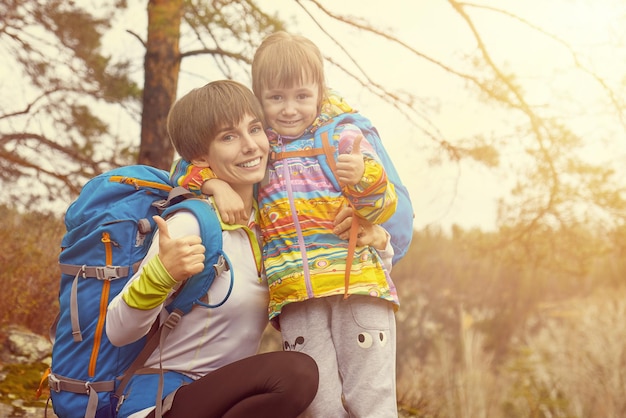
[154,216,205,282]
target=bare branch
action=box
[460,1,626,132]
[179,47,249,63]
[125,29,146,48]
[0,87,70,120]
[1,132,102,169]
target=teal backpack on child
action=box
[40,165,233,418]
[271,112,414,265]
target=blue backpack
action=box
[41,165,233,418]
[271,112,414,265]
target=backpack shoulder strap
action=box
[161,198,233,313]
[314,117,360,297]
[312,119,343,191]
[316,128,341,190]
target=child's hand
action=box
[215,191,247,224]
[333,206,354,238]
[201,179,247,224]
[154,216,205,282]
[336,135,365,186]
[333,206,388,249]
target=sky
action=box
[104,0,626,231]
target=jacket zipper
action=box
[280,138,313,297]
[88,231,113,377]
[221,221,263,279]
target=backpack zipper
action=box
[109,176,172,192]
[88,231,114,377]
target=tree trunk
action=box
[137,0,183,169]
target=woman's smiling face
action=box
[194,113,269,195]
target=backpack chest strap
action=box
[269,131,338,177]
[270,148,324,161]
[59,264,129,280]
[58,263,130,343]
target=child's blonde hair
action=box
[167,80,265,161]
[251,31,327,106]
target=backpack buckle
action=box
[152,199,169,211]
[213,256,229,277]
[96,266,123,280]
[116,394,125,412]
[48,373,61,392]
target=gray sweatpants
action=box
[279,295,398,418]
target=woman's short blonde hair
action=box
[167,80,265,161]
[251,31,326,106]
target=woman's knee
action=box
[286,352,319,394]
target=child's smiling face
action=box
[260,81,320,137]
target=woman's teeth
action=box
[239,158,261,168]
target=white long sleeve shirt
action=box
[106,210,269,379]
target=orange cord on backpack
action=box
[343,214,360,299]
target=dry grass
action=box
[0,206,63,338]
[505,289,626,418]
[392,288,626,418]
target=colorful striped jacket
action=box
[259,91,399,320]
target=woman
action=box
[106,80,318,418]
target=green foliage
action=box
[0,362,49,408]
[69,104,110,140]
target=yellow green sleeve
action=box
[122,255,178,310]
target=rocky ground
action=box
[0,326,55,417]
[0,326,414,417]
[0,402,55,417]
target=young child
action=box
[171,32,400,417]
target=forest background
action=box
[2,1,626,417]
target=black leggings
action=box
[146,351,318,418]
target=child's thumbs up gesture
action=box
[336,134,365,186]
[153,216,205,282]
